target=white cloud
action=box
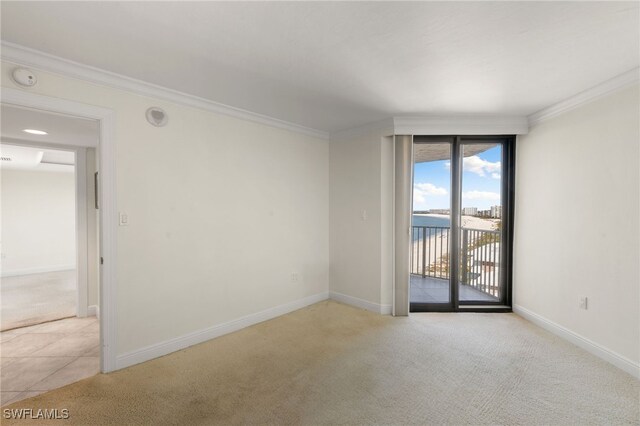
[462,191,500,201]
[443,156,500,178]
[413,182,448,209]
[415,182,447,196]
[463,156,501,177]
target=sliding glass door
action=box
[410,140,453,307]
[410,136,514,312]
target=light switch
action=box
[119,212,129,226]
[579,296,588,310]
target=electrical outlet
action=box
[579,296,588,310]
[361,210,368,221]
[291,272,300,282]
[119,212,129,226]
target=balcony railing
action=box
[410,226,501,298]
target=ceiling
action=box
[1,104,99,147]
[1,2,638,133]
[414,143,495,163]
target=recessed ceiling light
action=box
[22,129,48,135]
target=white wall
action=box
[1,61,329,357]
[1,168,76,276]
[329,126,393,313]
[514,84,639,367]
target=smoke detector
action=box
[12,68,38,88]
[146,107,168,127]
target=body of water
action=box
[411,214,451,242]
[412,214,450,228]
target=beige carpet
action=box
[2,301,638,425]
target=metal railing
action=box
[411,226,450,279]
[410,226,501,298]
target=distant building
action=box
[462,207,478,216]
[491,205,502,219]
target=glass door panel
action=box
[459,142,504,304]
[410,139,453,307]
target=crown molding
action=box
[528,67,640,127]
[330,118,395,141]
[1,42,330,140]
[393,115,528,135]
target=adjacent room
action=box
[0,106,101,406]
[1,143,77,330]
[0,1,638,424]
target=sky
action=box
[413,144,501,211]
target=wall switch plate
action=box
[579,296,588,310]
[119,212,129,226]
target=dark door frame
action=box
[410,135,515,313]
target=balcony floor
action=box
[410,275,498,303]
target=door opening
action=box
[0,104,102,405]
[410,135,515,312]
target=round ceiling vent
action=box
[146,107,168,127]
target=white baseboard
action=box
[513,304,639,379]
[379,304,392,315]
[115,291,329,370]
[87,305,99,319]
[330,291,391,315]
[1,264,76,278]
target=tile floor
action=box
[0,316,99,406]
[410,275,499,303]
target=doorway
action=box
[410,136,515,312]
[1,87,117,374]
[0,105,102,406]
